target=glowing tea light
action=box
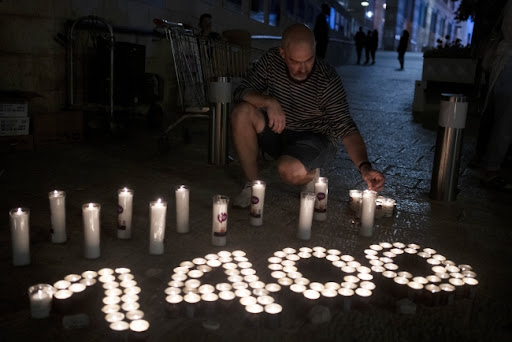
[449,278,465,287]
[268,257,282,264]
[120,280,137,288]
[118,274,134,282]
[164,287,181,296]
[216,283,232,292]
[235,289,251,298]
[383,251,396,258]
[341,266,356,274]
[332,260,347,268]
[207,259,222,268]
[103,282,120,290]
[99,275,116,283]
[390,248,404,255]
[250,281,265,289]
[183,292,201,303]
[122,301,140,311]
[266,283,281,293]
[223,262,237,270]
[244,275,259,283]
[310,282,326,292]
[404,248,417,254]
[103,296,121,305]
[268,264,283,271]
[98,268,114,276]
[407,281,423,290]
[439,283,455,292]
[459,264,473,271]
[417,252,430,258]
[192,257,207,265]
[218,251,232,258]
[121,294,139,303]
[115,267,131,274]
[130,319,150,332]
[105,312,125,323]
[124,286,141,295]
[281,260,296,267]
[432,265,446,273]
[360,281,376,290]
[54,280,71,290]
[241,269,256,277]
[80,278,96,286]
[198,285,215,294]
[295,278,311,286]
[180,261,195,268]
[407,243,420,249]
[287,272,302,280]
[201,293,218,303]
[393,277,409,285]
[246,303,264,314]
[126,310,145,320]
[184,279,201,289]
[462,270,477,278]
[357,266,371,274]
[425,284,441,293]
[257,295,274,305]
[312,251,327,258]
[446,265,461,273]
[274,251,287,258]
[290,284,306,293]
[340,255,355,262]
[413,277,428,285]
[326,254,340,262]
[67,283,85,293]
[188,270,203,279]
[427,258,441,265]
[102,304,120,314]
[450,272,464,279]
[253,288,269,297]
[298,252,312,259]
[64,274,81,282]
[341,282,357,290]
[426,275,442,283]
[369,259,384,266]
[228,275,243,283]
[197,265,212,273]
[238,261,253,269]
[325,282,341,291]
[303,289,320,300]
[321,288,337,297]
[282,266,298,273]
[338,288,355,297]
[82,271,98,279]
[380,257,393,264]
[347,261,361,269]
[463,278,479,286]
[397,271,413,279]
[286,254,300,261]
[271,271,286,279]
[371,265,386,273]
[265,303,282,314]
[219,291,235,301]
[382,271,397,279]
[54,289,72,300]
[355,288,372,297]
[392,242,405,249]
[343,276,360,284]
[384,263,399,271]
[358,273,373,281]
[278,278,293,286]
[436,272,451,280]
[110,321,130,331]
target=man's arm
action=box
[342,132,385,191]
[242,91,287,134]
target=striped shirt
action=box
[233,47,359,145]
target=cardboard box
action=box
[33,111,83,145]
[0,102,28,117]
[0,135,34,152]
[0,116,30,136]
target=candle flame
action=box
[17,208,22,214]
[89,203,94,209]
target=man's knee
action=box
[231,102,256,125]
[277,158,308,185]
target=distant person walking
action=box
[354,26,366,64]
[397,29,409,70]
[313,3,330,58]
[369,29,378,64]
[364,29,372,64]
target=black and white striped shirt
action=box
[233,47,359,145]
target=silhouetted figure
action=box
[397,30,409,70]
[354,26,366,64]
[364,30,372,64]
[314,3,330,59]
[369,29,378,64]
[198,13,221,40]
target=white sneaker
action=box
[301,168,320,193]
[232,183,252,208]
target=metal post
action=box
[430,94,468,201]
[208,77,232,165]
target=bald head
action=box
[281,24,315,51]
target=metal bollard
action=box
[208,77,232,165]
[430,94,468,201]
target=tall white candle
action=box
[313,177,328,221]
[28,284,53,319]
[175,185,190,233]
[117,188,134,239]
[49,190,66,243]
[82,203,101,258]
[250,180,266,226]
[149,199,167,255]
[9,207,30,266]
[212,195,229,246]
[360,190,377,237]
[297,192,316,240]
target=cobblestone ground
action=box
[1,51,511,341]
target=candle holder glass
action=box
[28,283,54,319]
[10,207,31,266]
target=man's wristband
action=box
[358,161,372,173]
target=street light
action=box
[361,1,369,6]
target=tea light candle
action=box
[9,207,30,266]
[129,319,150,332]
[313,177,328,221]
[250,180,266,226]
[175,185,190,233]
[49,191,66,243]
[117,188,134,239]
[82,203,101,259]
[149,199,167,255]
[212,195,229,246]
[360,190,377,237]
[297,192,316,240]
[28,284,53,319]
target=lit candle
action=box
[49,191,66,243]
[82,203,101,259]
[129,319,149,332]
[149,199,167,255]
[382,197,396,218]
[212,195,229,246]
[250,180,266,226]
[374,196,385,219]
[117,188,134,239]
[313,177,328,221]
[28,284,53,319]
[360,190,377,237]
[297,192,316,240]
[348,189,362,215]
[175,185,190,233]
[9,207,30,266]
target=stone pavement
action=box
[1,51,512,342]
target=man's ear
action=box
[279,48,285,59]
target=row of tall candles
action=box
[8,180,393,266]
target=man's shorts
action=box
[257,113,337,171]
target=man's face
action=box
[280,42,315,82]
